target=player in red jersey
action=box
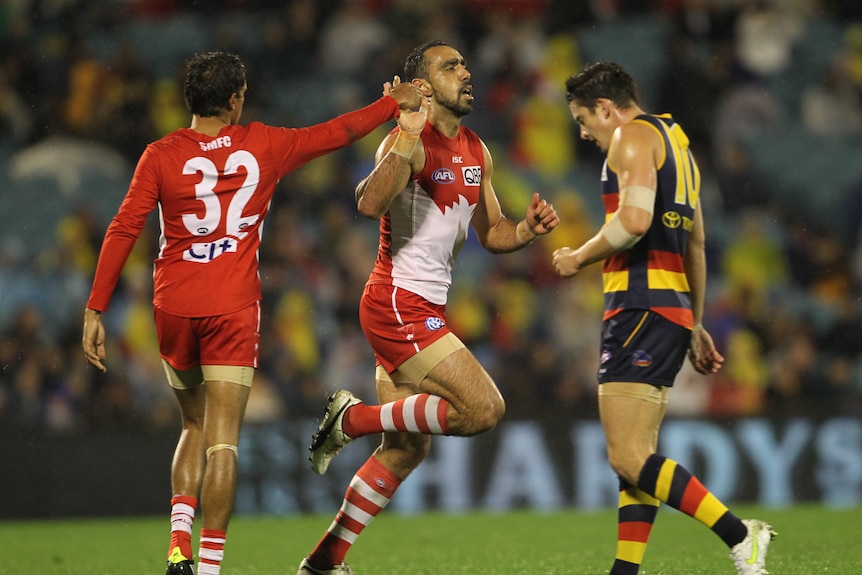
[296,41,559,575]
[81,51,421,575]
[553,62,775,575]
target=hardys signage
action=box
[235,416,862,515]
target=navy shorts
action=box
[597,310,690,387]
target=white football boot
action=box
[729,519,777,575]
[309,389,362,475]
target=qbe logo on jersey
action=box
[462,166,481,186]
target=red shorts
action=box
[359,283,451,373]
[154,301,261,370]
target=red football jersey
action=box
[87,96,399,317]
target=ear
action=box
[413,78,432,97]
[228,92,239,111]
[596,98,612,119]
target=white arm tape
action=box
[620,185,656,215]
[603,215,642,250]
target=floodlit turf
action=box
[2,504,857,574]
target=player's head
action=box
[404,40,447,81]
[565,62,640,153]
[184,51,247,117]
[564,62,639,111]
[405,40,473,118]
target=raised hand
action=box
[525,192,559,236]
[384,75,422,111]
[396,94,430,136]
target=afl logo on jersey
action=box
[432,168,456,184]
[425,317,445,331]
[662,211,682,228]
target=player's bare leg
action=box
[168,384,207,573]
[599,384,664,485]
[195,379,251,575]
[418,347,506,436]
[600,382,773,574]
[373,371,432,479]
[173,384,208,497]
[301,372,430,574]
[599,383,665,575]
[309,343,505,475]
[302,342,507,572]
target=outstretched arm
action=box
[471,142,559,253]
[285,77,422,170]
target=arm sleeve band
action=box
[389,130,419,159]
[619,185,656,215]
[603,215,642,250]
[516,219,538,245]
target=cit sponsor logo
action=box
[432,168,456,184]
[462,166,481,186]
[631,350,653,367]
[184,236,238,263]
[425,317,445,331]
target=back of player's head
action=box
[184,51,246,117]
[404,40,448,81]
[565,62,639,111]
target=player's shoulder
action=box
[616,117,664,151]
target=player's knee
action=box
[606,450,645,485]
[206,443,239,460]
[486,395,506,428]
[464,395,505,435]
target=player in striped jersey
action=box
[552,62,775,575]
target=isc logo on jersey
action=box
[425,317,445,331]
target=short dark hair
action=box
[183,51,246,117]
[404,40,447,81]
[564,62,639,110]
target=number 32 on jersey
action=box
[181,150,261,264]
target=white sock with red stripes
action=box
[197,529,226,575]
[343,393,450,438]
[167,495,197,562]
[306,457,401,568]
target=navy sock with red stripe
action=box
[637,454,747,548]
[610,479,660,575]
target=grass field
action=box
[1,504,858,574]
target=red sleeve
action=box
[86,146,160,311]
[272,95,400,175]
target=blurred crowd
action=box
[2,0,862,432]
